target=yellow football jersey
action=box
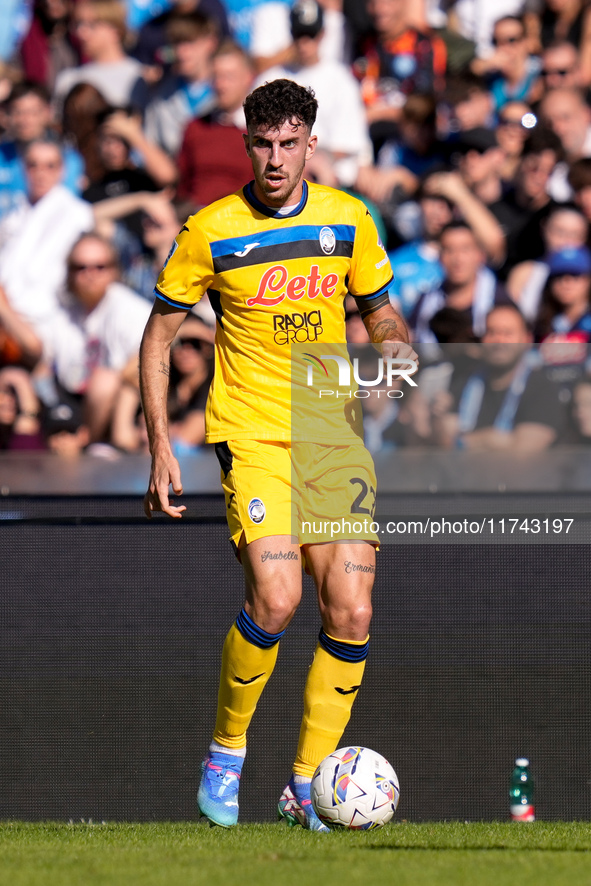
[155,180,393,444]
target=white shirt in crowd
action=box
[54,57,144,111]
[250,2,351,64]
[41,281,152,394]
[255,61,372,186]
[0,184,94,331]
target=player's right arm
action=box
[140,300,188,518]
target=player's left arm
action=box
[357,299,419,370]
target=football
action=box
[311,746,400,829]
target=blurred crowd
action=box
[2,0,591,456]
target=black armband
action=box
[352,291,390,319]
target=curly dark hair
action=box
[243,79,317,132]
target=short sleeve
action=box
[347,204,393,299]
[154,218,215,309]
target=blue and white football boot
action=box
[277,776,329,832]
[197,751,244,827]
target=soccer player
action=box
[140,78,417,830]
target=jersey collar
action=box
[243,179,309,218]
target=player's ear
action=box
[243,132,251,157]
[306,134,317,161]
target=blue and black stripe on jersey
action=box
[210,224,356,274]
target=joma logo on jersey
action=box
[247,264,339,307]
[273,310,323,345]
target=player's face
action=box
[244,119,317,208]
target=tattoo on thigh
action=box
[261,550,299,562]
[344,561,375,574]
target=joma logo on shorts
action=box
[272,310,323,345]
[247,264,339,307]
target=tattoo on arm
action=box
[344,561,375,574]
[159,361,170,378]
[371,319,400,342]
[261,550,299,562]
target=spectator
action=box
[0,139,94,332]
[177,39,254,207]
[540,86,591,164]
[247,0,349,74]
[131,0,230,67]
[387,183,453,317]
[539,0,591,86]
[534,245,591,342]
[564,375,591,442]
[568,156,591,228]
[85,106,178,193]
[449,126,520,256]
[39,233,151,442]
[0,366,45,451]
[431,304,567,451]
[43,397,91,456]
[376,93,449,179]
[359,0,447,136]
[0,284,43,369]
[20,0,78,93]
[507,204,588,321]
[360,369,404,453]
[54,0,143,111]
[471,15,542,111]
[421,137,507,266]
[111,314,214,454]
[82,106,176,243]
[94,191,190,302]
[538,39,581,93]
[447,0,529,60]
[410,221,513,342]
[255,1,374,190]
[443,72,495,134]
[495,100,535,185]
[61,81,112,185]
[0,81,85,218]
[139,11,218,156]
[501,126,564,264]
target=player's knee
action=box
[325,600,372,637]
[248,589,301,633]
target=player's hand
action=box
[144,450,186,519]
[381,340,419,376]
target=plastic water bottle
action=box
[510,757,535,821]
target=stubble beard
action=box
[256,160,306,208]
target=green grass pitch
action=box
[1,822,591,886]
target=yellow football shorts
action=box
[214,439,379,550]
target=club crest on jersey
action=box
[248,498,266,524]
[319,226,336,255]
